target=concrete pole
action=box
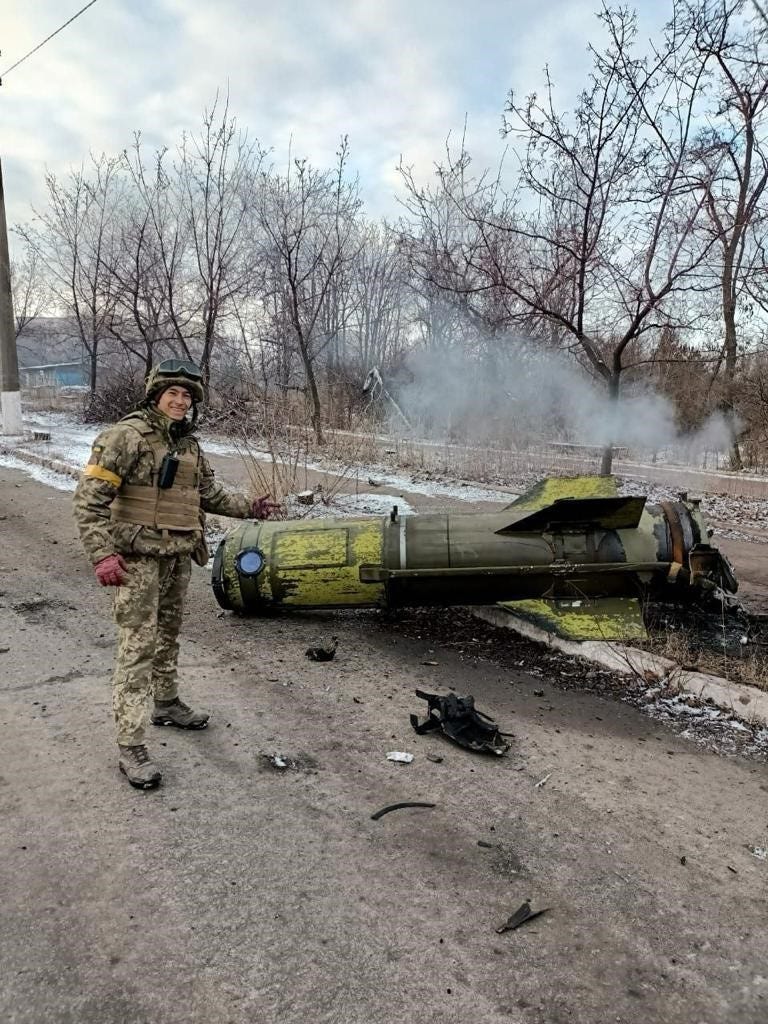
[0,156,23,435]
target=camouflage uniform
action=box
[73,404,250,746]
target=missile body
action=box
[211,477,736,638]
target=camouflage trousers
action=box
[111,554,192,746]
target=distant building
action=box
[20,361,88,387]
[16,316,82,367]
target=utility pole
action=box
[0,156,23,435]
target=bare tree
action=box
[178,96,265,387]
[17,154,124,392]
[253,138,363,443]
[399,145,523,340]
[400,6,717,472]
[121,137,198,368]
[685,0,768,467]
[345,221,410,374]
[10,244,47,338]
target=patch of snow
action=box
[728,719,750,732]
[16,414,515,505]
[381,473,517,504]
[16,419,99,471]
[0,453,77,492]
[281,492,415,520]
[334,492,415,516]
[200,438,272,460]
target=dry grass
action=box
[639,620,768,693]
[229,403,384,518]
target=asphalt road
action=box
[1,466,767,1024]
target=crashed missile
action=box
[211,476,737,640]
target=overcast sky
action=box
[3,0,672,232]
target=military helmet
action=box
[145,359,204,403]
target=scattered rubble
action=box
[390,606,768,761]
[259,753,319,773]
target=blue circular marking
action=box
[236,548,265,577]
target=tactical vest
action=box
[110,416,202,532]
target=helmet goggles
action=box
[155,358,203,382]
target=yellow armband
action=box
[83,464,122,487]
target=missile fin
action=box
[497,596,647,641]
[503,475,618,512]
[498,495,646,533]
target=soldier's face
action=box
[156,385,193,421]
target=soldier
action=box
[73,359,278,790]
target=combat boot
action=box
[118,744,162,789]
[151,697,210,730]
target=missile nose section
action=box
[210,477,737,638]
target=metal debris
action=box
[496,901,550,933]
[370,801,436,821]
[410,690,510,756]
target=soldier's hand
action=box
[250,495,282,520]
[94,554,129,586]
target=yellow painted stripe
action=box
[83,464,122,487]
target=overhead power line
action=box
[0,0,103,82]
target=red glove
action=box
[94,554,129,586]
[250,495,282,520]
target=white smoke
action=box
[390,337,734,463]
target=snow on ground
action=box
[283,492,415,519]
[10,412,768,530]
[10,414,517,507]
[0,453,78,492]
[319,468,518,503]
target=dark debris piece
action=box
[305,637,338,661]
[496,901,550,933]
[410,689,510,756]
[370,801,436,821]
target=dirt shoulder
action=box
[1,466,767,1024]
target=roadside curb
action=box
[472,605,768,729]
[0,443,81,482]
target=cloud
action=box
[2,0,672,231]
